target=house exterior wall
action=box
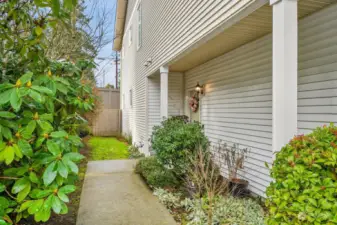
[184,3,337,196]
[185,35,273,196]
[120,0,258,149]
[147,72,185,140]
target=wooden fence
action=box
[92,88,121,136]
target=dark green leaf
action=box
[0,89,13,105]
[22,120,36,138]
[29,90,42,103]
[57,161,68,178]
[18,200,34,212]
[63,159,78,174]
[18,140,33,157]
[40,114,53,122]
[17,183,31,202]
[0,197,9,209]
[28,199,44,215]
[43,161,57,186]
[59,185,75,194]
[0,184,5,193]
[57,192,69,203]
[51,196,61,214]
[56,83,68,94]
[29,189,53,199]
[46,140,61,156]
[29,172,39,184]
[1,126,12,140]
[60,201,68,214]
[0,111,16,119]
[10,88,22,111]
[12,177,30,194]
[63,152,84,162]
[31,86,53,95]
[37,120,53,132]
[50,131,67,138]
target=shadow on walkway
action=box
[76,160,176,225]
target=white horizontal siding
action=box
[147,76,160,138]
[298,3,337,134]
[185,35,272,196]
[127,0,256,154]
[183,2,337,196]
[168,72,184,116]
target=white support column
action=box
[271,0,298,152]
[160,66,169,119]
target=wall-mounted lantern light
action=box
[195,82,204,95]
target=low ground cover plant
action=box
[88,137,129,160]
[128,145,145,159]
[151,116,209,176]
[135,157,179,188]
[154,188,264,225]
[266,124,337,224]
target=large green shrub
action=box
[0,1,96,224]
[151,117,209,175]
[266,124,337,225]
[135,157,179,188]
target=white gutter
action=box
[113,0,127,51]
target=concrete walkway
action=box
[76,160,176,225]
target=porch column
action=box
[160,66,169,119]
[271,0,298,152]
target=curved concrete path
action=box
[76,160,176,225]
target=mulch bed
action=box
[20,136,91,225]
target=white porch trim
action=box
[271,0,298,152]
[160,66,169,119]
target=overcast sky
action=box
[86,0,117,88]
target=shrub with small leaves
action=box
[266,124,337,225]
[135,157,179,188]
[151,117,209,176]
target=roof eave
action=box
[113,0,128,51]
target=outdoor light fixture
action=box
[195,82,204,95]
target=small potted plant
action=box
[212,141,250,196]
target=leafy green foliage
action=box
[151,117,209,175]
[266,124,337,225]
[0,1,96,224]
[135,157,179,188]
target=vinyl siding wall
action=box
[147,75,160,139]
[147,72,185,139]
[121,0,257,152]
[184,3,337,196]
[185,36,273,196]
[298,3,337,134]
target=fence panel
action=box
[92,88,121,136]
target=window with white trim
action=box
[137,3,142,50]
[128,26,132,46]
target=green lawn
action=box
[88,137,129,160]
